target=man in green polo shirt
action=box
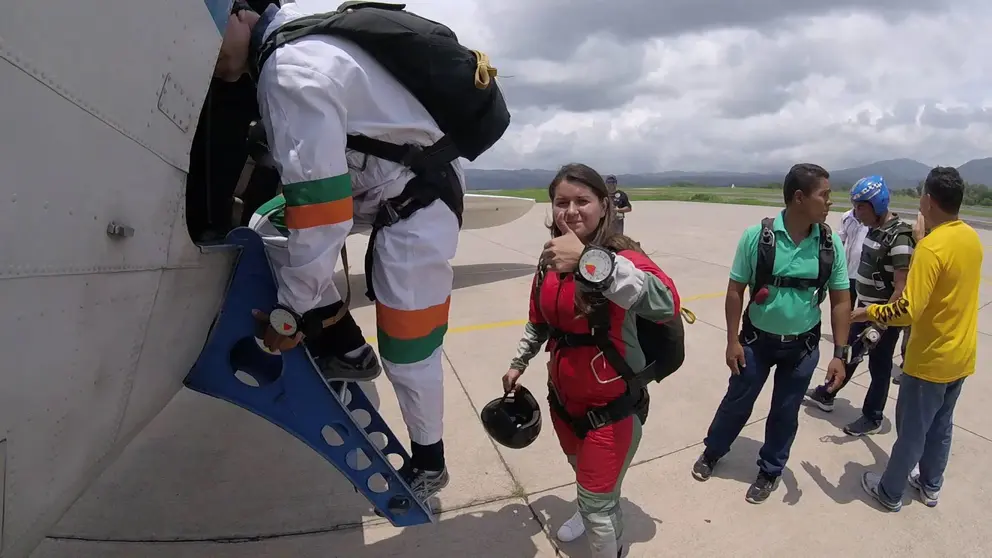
[690,163,852,504]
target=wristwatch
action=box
[269,304,303,337]
[833,345,851,363]
[575,245,616,292]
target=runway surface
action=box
[32,202,992,558]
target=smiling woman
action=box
[498,162,686,558]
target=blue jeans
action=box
[703,332,820,477]
[822,320,902,421]
[878,374,966,504]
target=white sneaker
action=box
[556,510,585,542]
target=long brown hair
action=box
[541,163,646,316]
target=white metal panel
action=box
[166,191,218,267]
[0,0,223,170]
[0,271,160,556]
[0,58,183,276]
[116,261,234,441]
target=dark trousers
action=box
[848,279,858,305]
[819,320,901,421]
[702,328,820,478]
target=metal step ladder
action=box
[184,227,435,527]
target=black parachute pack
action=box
[534,256,694,437]
[749,217,835,307]
[248,1,510,165]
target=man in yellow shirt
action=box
[852,166,983,511]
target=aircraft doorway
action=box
[184,0,281,244]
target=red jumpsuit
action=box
[511,249,680,557]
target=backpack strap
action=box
[813,222,835,304]
[751,217,833,307]
[751,217,777,300]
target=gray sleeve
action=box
[509,321,550,371]
[602,254,678,322]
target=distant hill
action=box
[465,157,991,191]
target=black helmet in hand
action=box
[480,386,542,449]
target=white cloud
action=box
[401,0,992,172]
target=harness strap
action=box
[362,164,464,301]
[546,380,644,439]
[346,135,460,174]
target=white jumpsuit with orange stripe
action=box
[247,0,462,450]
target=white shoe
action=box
[556,510,585,542]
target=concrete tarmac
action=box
[32,202,992,558]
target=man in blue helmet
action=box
[805,175,916,436]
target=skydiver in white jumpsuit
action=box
[213,0,462,499]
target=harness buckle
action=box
[741,329,759,346]
[374,202,402,228]
[586,409,609,430]
[400,144,425,171]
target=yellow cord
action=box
[472,49,498,89]
[681,307,697,324]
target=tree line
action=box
[902,181,992,206]
[740,180,992,206]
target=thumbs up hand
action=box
[541,210,585,273]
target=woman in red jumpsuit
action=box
[503,163,681,558]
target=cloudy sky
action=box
[392,0,992,173]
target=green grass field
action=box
[474,186,992,219]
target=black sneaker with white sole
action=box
[372,466,449,518]
[908,472,939,507]
[843,416,882,436]
[691,452,717,481]
[403,466,450,501]
[804,386,835,412]
[314,344,382,382]
[745,472,777,504]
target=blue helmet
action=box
[850,175,889,216]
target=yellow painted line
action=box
[363,290,726,343]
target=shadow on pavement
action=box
[801,391,894,436]
[705,435,804,505]
[800,434,891,507]
[48,384,387,542]
[528,493,660,558]
[325,500,549,558]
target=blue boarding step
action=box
[183,227,435,527]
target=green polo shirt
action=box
[729,210,848,336]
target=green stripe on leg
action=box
[283,174,351,206]
[377,324,448,364]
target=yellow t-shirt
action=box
[866,220,983,383]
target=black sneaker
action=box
[745,472,777,504]
[691,453,717,481]
[403,466,450,502]
[843,416,882,436]
[372,466,450,518]
[804,387,835,412]
[313,344,382,382]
